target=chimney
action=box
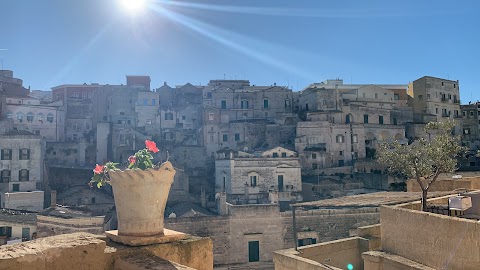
[50,190,57,208]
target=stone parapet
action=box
[0,232,213,270]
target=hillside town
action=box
[2,67,480,269]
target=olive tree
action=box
[377,120,467,211]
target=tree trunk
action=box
[422,189,428,212]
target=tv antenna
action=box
[0,49,7,70]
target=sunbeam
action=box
[157,0,412,19]
[149,4,318,83]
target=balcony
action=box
[454,99,460,104]
[441,97,448,102]
[442,113,450,118]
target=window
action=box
[436,108,439,114]
[464,128,470,135]
[210,135,214,142]
[418,95,423,100]
[353,134,358,143]
[47,113,54,123]
[336,135,345,143]
[284,100,291,109]
[263,99,269,109]
[305,103,309,111]
[273,152,278,158]
[165,112,173,120]
[312,163,318,170]
[146,119,152,124]
[454,84,456,88]
[298,238,317,247]
[143,98,148,105]
[19,169,29,181]
[278,175,284,192]
[82,92,87,99]
[250,175,257,187]
[208,113,214,121]
[248,241,260,262]
[375,93,378,99]
[207,92,212,98]
[281,152,287,158]
[241,100,249,109]
[448,94,452,100]
[120,111,124,115]
[1,149,12,160]
[91,197,96,204]
[74,92,79,98]
[6,112,12,119]
[1,170,10,183]
[16,112,24,121]
[471,111,474,116]
[73,124,78,131]
[86,123,90,130]
[182,116,186,120]
[312,153,317,159]
[442,82,444,86]
[364,114,369,123]
[379,115,384,125]
[222,134,228,142]
[37,113,44,121]
[25,112,32,122]
[339,151,343,156]
[19,149,30,160]
[164,132,173,140]
[152,99,156,105]
[221,100,227,109]
[345,114,351,124]
[339,160,345,167]
[393,118,398,125]
[12,184,20,192]
[235,133,240,141]
[427,94,431,100]
[463,111,467,116]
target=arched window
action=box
[37,113,44,121]
[27,112,34,122]
[247,172,259,187]
[16,112,24,121]
[241,100,249,109]
[47,113,54,123]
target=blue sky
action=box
[1,0,479,101]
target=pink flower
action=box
[145,140,159,153]
[128,155,136,164]
[93,164,105,174]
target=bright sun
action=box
[120,0,146,13]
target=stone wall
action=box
[165,204,380,268]
[0,232,213,270]
[381,205,480,269]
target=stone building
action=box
[295,80,410,177]
[215,147,302,204]
[408,76,461,121]
[0,208,37,245]
[0,132,45,211]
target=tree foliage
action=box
[377,120,467,211]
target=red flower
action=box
[145,140,159,153]
[128,155,136,164]
[93,164,105,174]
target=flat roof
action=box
[293,191,454,208]
[0,209,37,225]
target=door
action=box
[248,241,260,262]
[278,175,284,192]
[22,228,30,240]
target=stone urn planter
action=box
[105,161,186,246]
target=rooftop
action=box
[293,191,454,208]
[0,209,37,225]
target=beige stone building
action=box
[408,76,461,121]
[0,132,45,211]
[215,147,302,204]
[0,209,37,245]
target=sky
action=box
[1,0,479,101]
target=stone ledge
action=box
[0,232,213,270]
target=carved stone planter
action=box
[105,161,185,246]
